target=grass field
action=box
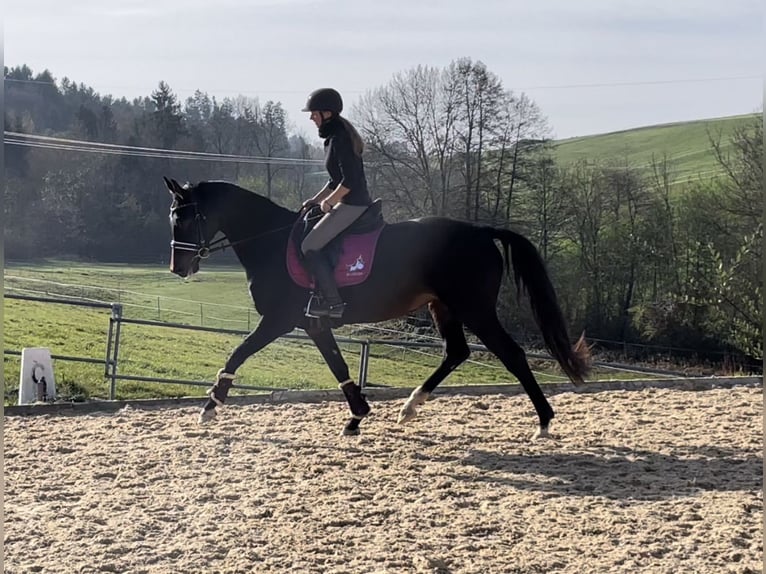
[3,260,660,404]
[552,113,759,186]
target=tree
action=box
[184,90,214,151]
[356,59,548,222]
[698,116,763,358]
[448,58,506,220]
[149,81,185,149]
[559,161,613,330]
[251,100,289,199]
[515,153,568,261]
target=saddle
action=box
[286,200,385,289]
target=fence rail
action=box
[4,293,722,402]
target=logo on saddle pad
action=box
[347,255,365,274]
[286,228,384,289]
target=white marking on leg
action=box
[397,386,430,424]
[197,407,218,424]
[532,425,551,441]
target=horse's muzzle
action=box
[170,250,200,278]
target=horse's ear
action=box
[163,176,182,197]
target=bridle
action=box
[169,202,223,261]
[170,200,321,262]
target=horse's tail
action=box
[491,228,591,385]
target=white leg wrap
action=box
[216,369,237,380]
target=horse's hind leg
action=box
[464,310,555,440]
[305,324,371,436]
[398,301,470,424]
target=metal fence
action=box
[4,293,694,401]
[5,293,371,399]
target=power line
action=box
[5,74,760,94]
[4,132,324,166]
[4,139,319,166]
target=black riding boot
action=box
[303,250,346,319]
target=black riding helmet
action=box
[302,88,343,114]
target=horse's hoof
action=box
[532,426,551,441]
[398,388,428,424]
[342,417,362,436]
[198,407,217,424]
[397,406,417,424]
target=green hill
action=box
[552,113,759,186]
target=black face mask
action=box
[318,115,342,139]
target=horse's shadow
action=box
[443,444,762,501]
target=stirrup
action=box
[327,302,346,319]
[305,294,327,318]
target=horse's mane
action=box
[195,180,296,216]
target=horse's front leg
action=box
[305,324,370,436]
[199,314,296,423]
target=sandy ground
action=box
[4,385,763,574]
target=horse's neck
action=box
[213,185,295,269]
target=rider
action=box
[300,88,373,319]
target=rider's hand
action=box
[320,199,334,213]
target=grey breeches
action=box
[301,203,369,255]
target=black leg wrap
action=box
[203,377,234,411]
[340,380,371,419]
[343,417,362,436]
[201,397,219,412]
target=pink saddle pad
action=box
[286,226,385,289]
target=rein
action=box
[171,202,321,261]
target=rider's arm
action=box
[324,183,350,207]
[304,181,333,207]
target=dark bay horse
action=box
[164,177,590,439]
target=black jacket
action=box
[321,117,371,206]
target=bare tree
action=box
[560,161,613,328]
[355,59,548,222]
[354,65,459,217]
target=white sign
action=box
[18,348,57,405]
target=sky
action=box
[5,0,763,140]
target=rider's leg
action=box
[302,250,344,318]
[301,204,367,318]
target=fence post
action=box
[105,311,115,379]
[358,341,370,390]
[109,303,124,400]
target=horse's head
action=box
[164,177,218,278]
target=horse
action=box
[164,177,591,439]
